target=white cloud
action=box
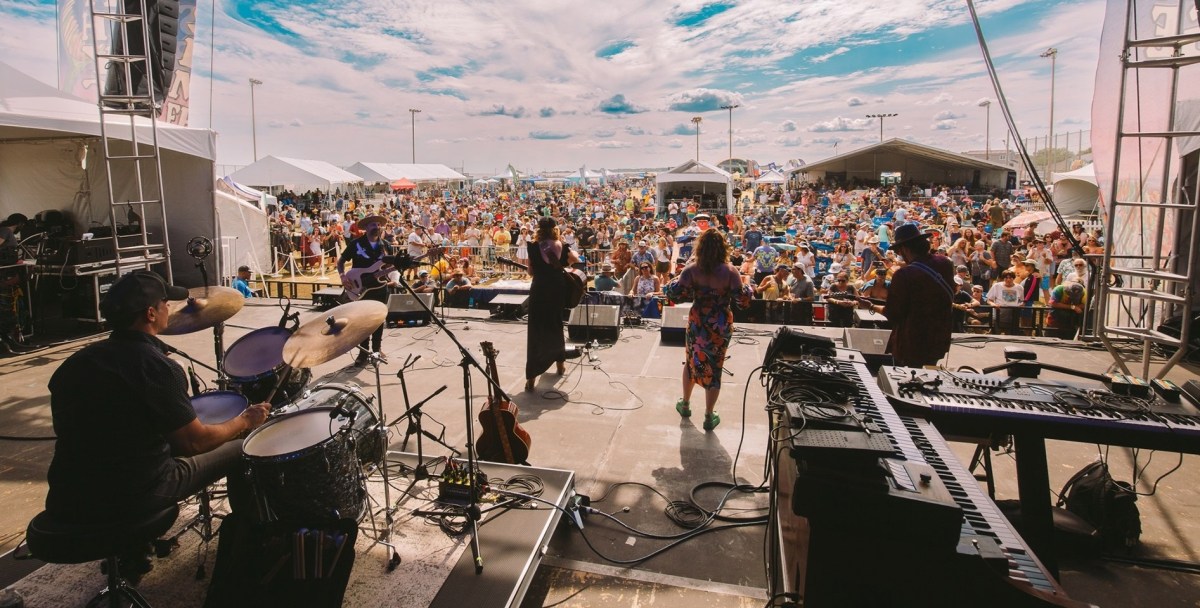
[932,120,958,130]
[0,0,1104,171]
[933,110,966,120]
[807,117,874,132]
[811,46,850,63]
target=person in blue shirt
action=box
[232,266,254,298]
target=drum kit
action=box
[161,288,440,570]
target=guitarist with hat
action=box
[337,214,397,365]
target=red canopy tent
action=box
[390,178,417,191]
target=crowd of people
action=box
[266,177,1098,341]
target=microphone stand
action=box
[389,270,498,574]
[395,354,460,474]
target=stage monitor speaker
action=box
[762,326,837,366]
[567,304,621,343]
[488,293,529,320]
[660,303,691,345]
[386,293,434,327]
[843,328,893,374]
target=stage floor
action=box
[2,301,1200,607]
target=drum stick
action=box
[263,367,293,406]
[326,532,348,577]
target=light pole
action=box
[691,116,702,162]
[408,108,421,163]
[248,78,262,161]
[1040,47,1057,181]
[978,99,992,160]
[865,113,897,143]
[720,104,739,172]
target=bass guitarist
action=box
[525,217,581,392]
[337,214,397,365]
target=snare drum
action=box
[190,391,248,424]
[278,383,382,465]
[224,326,311,407]
[242,407,365,523]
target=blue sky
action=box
[0,0,1106,175]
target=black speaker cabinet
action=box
[660,303,691,345]
[386,293,434,327]
[567,304,621,343]
[488,293,529,320]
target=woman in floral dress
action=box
[662,229,753,431]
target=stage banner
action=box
[57,0,197,125]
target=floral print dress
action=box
[662,274,753,389]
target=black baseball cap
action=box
[101,270,188,320]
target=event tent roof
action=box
[655,159,735,213]
[754,169,787,184]
[1050,163,1099,215]
[228,156,363,190]
[792,138,1009,175]
[345,162,466,183]
[0,61,215,160]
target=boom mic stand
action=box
[388,270,500,574]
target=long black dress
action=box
[525,240,568,380]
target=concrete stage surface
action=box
[1,300,1199,607]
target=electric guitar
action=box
[341,255,405,301]
[342,246,442,301]
[475,342,531,465]
[496,256,587,309]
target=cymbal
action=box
[161,286,245,335]
[282,300,387,368]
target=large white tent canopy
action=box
[754,169,787,185]
[0,62,256,287]
[1050,163,1100,216]
[228,156,363,191]
[655,160,734,214]
[345,162,466,183]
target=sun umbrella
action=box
[1002,210,1053,233]
[390,178,417,191]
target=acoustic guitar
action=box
[475,342,531,465]
[496,256,587,309]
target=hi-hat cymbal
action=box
[282,300,387,368]
[161,286,245,335]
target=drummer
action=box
[45,270,270,530]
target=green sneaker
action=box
[703,412,721,431]
[675,399,691,417]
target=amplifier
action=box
[488,293,529,320]
[660,303,691,345]
[386,293,434,327]
[567,304,620,343]
[843,328,893,374]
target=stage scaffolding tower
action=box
[1096,0,1200,378]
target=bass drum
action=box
[242,407,365,523]
[279,383,382,465]
[224,326,311,407]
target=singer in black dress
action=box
[525,217,581,391]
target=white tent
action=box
[228,156,363,192]
[217,176,276,210]
[345,162,467,184]
[655,160,734,214]
[0,61,228,287]
[754,169,787,185]
[1051,163,1100,216]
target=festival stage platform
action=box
[1,302,1199,607]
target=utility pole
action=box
[720,104,739,172]
[1040,47,1057,181]
[409,108,422,163]
[865,113,897,143]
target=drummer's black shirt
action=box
[46,329,196,521]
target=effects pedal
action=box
[437,463,488,505]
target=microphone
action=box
[278,300,292,328]
[188,366,202,396]
[329,392,357,422]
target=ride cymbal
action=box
[282,300,387,368]
[162,286,245,335]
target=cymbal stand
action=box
[359,348,402,571]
